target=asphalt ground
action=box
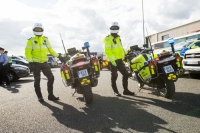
[0,68,200,133]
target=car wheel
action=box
[189,73,200,79]
[8,71,17,82]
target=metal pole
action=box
[59,33,67,55]
[142,0,145,45]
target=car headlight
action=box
[14,67,27,70]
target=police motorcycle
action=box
[125,38,182,98]
[60,42,100,104]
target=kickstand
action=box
[72,89,77,96]
[138,88,142,92]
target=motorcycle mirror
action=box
[130,45,140,50]
[143,44,148,48]
[82,47,86,51]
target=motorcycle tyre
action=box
[157,77,175,99]
[82,85,93,104]
[138,82,144,88]
[91,78,98,87]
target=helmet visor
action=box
[110,26,119,30]
[33,27,43,32]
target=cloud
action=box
[0,0,200,56]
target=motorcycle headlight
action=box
[14,67,27,70]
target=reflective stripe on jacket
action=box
[25,36,58,63]
[103,35,125,61]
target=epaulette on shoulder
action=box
[106,34,110,37]
[104,35,111,41]
[27,37,32,40]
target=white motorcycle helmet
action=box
[33,23,44,36]
[110,22,120,34]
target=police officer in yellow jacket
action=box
[103,22,135,96]
[25,23,63,102]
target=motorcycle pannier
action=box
[130,54,152,81]
[91,56,100,76]
[61,64,73,85]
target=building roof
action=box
[146,19,200,37]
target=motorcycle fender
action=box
[163,72,177,81]
[79,77,91,86]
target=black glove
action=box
[123,57,127,62]
[58,53,64,62]
[29,62,35,71]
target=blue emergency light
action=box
[168,38,175,45]
[84,42,90,47]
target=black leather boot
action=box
[48,95,59,101]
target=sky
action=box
[0,0,200,56]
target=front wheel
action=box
[157,77,175,99]
[82,86,93,104]
[189,73,200,79]
[8,71,17,82]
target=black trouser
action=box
[33,62,55,98]
[0,63,10,85]
[5,63,11,74]
[110,59,129,93]
[99,59,103,69]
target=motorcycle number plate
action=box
[163,65,174,74]
[78,69,89,78]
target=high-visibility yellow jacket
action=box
[103,35,125,62]
[25,36,58,63]
[7,56,12,63]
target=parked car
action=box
[12,59,33,72]
[179,40,200,57]
[183,47,200,79]
[11,55,27,61]
[47,55,58,68]
[8,64,30,82]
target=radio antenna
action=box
[142,0,145,45]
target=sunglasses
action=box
[33,28,43,32]
[110,26,119,30]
